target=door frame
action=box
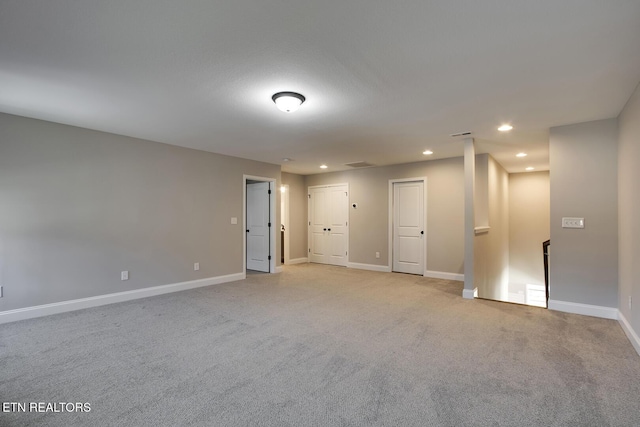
[307,183,350,266]
[243,175,277,274]
[388,177,428,275]
[281,184,290,264]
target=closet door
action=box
[326,185,348,266]
[308,184,349,266]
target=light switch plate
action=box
[121,271,129,281]
[562,217,585,229]
[231,217,238,224]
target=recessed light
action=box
[272,92,306,113]
[320,164,328,169]
[526,167,535,171]
[282,158,291,162]
[498,124,513,132]
[516,152,527,157]
[423,150,433,155]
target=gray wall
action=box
[475,154,489,227]
[475,155,510,301]
[0,113,280,311]
[618,82,640,335]
[549,119,618,307]
[508,171,550,292]
[305,157,464,274]
[281,172,308,261]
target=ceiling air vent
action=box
[450,131,472,137]
[344,161,374,168]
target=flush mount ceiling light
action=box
[526,167,535,171]
[516,152,527,157]
[423,150,433,155]
[498,124,513,132]
[320,164,328,169]
[272,92,305,113]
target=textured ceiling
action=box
[1,1,639,174]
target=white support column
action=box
[463,138,477,299]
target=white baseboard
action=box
[618,312,640,357]
[347,262,392,273]
[286,257,308,265]
[274,266,283,273]
[424,270,464,282]
[462,288,477,299]
[548,299,618,320]
[0,272,245,325]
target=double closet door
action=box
[308,184,349,266]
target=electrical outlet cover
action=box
[562,217,585,229]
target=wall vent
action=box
[344,161,374,168]
[450,131,472,137]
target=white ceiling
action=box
[1,1,639,175]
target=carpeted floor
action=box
[1,264,639,426]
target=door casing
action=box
[281,184,290,264]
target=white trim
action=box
[274,266,283,273]
[243,175,277,274]
[618,312,640,357]
[348,262,392,273]
[288,257,308,265]
[462,287,477,299]
[548,299,618,320]
[424,270,464,282]
[388,177,428,274]
[0,273,245,325]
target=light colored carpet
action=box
[1,264,639,426]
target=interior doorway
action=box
[389,178,427,275]
[243,175,276,274]
[505,171,550,308]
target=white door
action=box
[309,186,328,264]
[247,182,270,272]
[393,181,424,275]
[327,185,348,266]
[308,184,349,266]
